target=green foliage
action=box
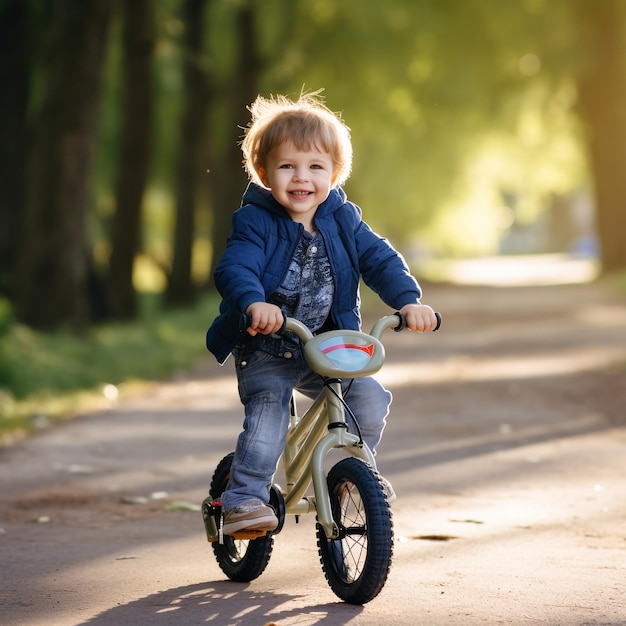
[263,0,590,255]
[0,293,220,440]
[82,0,610,270]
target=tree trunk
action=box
[575,0,626,273]
[107,0,155,319]
[207,2,260,286]
[165,0,209,307]
[0,0,31,298]
[15,0,113,331]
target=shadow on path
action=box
[83,581,363,626]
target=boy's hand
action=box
[245,302,284,336]
[399,303,439,332]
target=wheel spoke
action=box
[317,458,393,604]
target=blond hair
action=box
[241,91,353,187]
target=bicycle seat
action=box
[303,330,385,377]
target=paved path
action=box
[1,276,625,625]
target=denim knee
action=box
[344,377,392,452]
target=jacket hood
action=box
[241,182,347,218]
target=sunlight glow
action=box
[376,345,625,388]
[419,254,599,286]
[519,53,541,76]
[442,254,598,286]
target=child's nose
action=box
[292,168,308,181]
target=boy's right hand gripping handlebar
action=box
[239,313,288,334]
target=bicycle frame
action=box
[205,310,440,603]
[278,315,402,539]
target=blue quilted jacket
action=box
[206,183,422,364]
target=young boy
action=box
[206,92,438,534]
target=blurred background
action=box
[0,0,624,432]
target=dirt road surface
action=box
[1,264,625,625]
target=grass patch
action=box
[0,293,220,443]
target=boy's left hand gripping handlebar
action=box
[393,311,442,332]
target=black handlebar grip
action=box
[392,311,407,331]
[239,313,252,332]
[434,312,442,332]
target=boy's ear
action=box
[258,167,269,187]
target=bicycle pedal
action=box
[207,529,268,542]
[228,529,269,540]
[201,497,222,542]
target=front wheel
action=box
[316,458,394,604]
[209,452,274,582]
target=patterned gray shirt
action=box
[274,230,334,333]
[241,230,335,358]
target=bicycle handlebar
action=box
[240,311,441,340]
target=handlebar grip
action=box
[434,312,442,332]
[392,311,407,332]
[239,313,252,332]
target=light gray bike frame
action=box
[279,315,400,539]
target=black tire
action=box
[209,452,274,582]
[316,458,394,604]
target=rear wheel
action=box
[209,452,274,582]
[316,457,393,604]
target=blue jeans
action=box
[220,341,393,512]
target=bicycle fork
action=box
[282,379,377,540]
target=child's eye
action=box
[279,164,293,169]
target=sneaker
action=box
[222,502,278,535]
[380,476,397,503]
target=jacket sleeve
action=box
[347,205,422,308]
[213,206,268,315]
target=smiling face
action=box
[259,141,336,231]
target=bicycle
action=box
[202,310,441,604]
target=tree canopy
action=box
[0,0,624,331]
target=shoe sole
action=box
[223,515,278,535]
